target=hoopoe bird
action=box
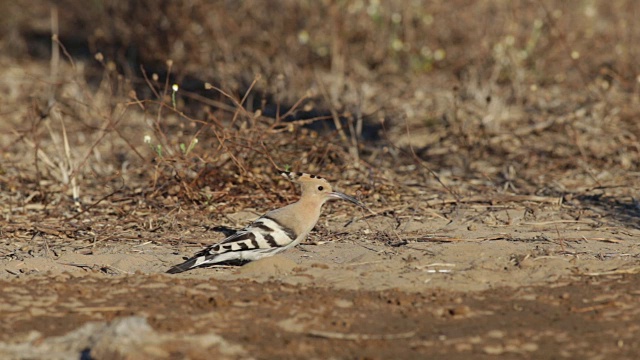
[166,171,364,273]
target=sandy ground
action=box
[2,207,639,292]
[2,205,640,359]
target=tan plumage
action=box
[167,171,363,273]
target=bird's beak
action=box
[328,191,365,207]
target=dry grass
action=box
[0,0,638,251]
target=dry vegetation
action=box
[1,1,639,220]
[0,0,639,358]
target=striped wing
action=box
[166,216,298,273]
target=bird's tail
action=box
[166,257,202,274]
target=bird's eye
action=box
[318,186,324,191]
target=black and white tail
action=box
[166,216,298,273]
[166,257,204,274]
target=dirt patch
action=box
[1,271,639,359]
[1,211,639,358]
[3,206,638,292]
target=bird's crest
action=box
[280,170,326,184]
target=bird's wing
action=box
[166,216,298,273]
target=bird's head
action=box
[280,171,364,207]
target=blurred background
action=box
[0,0,638,220]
